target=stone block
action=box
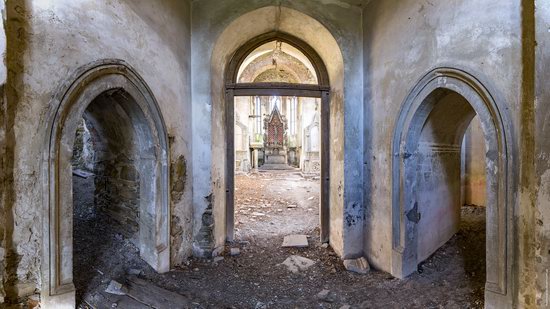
[343,257,370,274]
[14,282,36,298]
[282,235,308,248]
[105,280,127,295]
[281,255,316,273]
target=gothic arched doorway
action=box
[225,32,331,243]
[41,60,170,306]
[391,68,514,306]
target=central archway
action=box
[205,6,346,257]
[224,32,331,242]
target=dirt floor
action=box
[72,171,485,309]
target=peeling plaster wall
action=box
[535,1,550,307]
[191,1,364,258]
[0,1,6,303]
[4,0,192,303]
[363,0,521,299]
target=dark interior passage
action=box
[71,90,154,304]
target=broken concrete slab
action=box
[281,255,316,273]
[343,257,370,274]
[126,276,191,308]
[282,235,308,248]
[105,280,127,295]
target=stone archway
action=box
[41,60,170,307]
[391,68,514,307]
[224,32,331,243]
[203,6,346,258]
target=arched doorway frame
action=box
[391,67,515,306]
[224,31,331,242]
[41,59,170,306]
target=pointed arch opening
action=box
[224,32,331,243]
[41,60,170,306]
[391,68,514,306]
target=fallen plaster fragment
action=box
[105,280,127,295]
[316,289,336,303]
[281,255,316,273]
[255,301,267,309]
[230,248,241,256]
[282,235,309,247]
[343,257,370,274]
[73,169,93,178]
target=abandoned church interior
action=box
[0,0,548,308]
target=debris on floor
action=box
[280,255,316,273]
[73,173,486,308]
[125,276,192,308]
[343,257,370,274]
[282,234,309,248]
[316,289,336,303]
[73,169,94,179]
[105,280,126,296]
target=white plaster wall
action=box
[363,0,521,276]
[234,96,251,172]
[416,150,462,262]
[463,116,487,207]
[300,98,317,148]
[5,0,192,300]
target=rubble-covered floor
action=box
[73,171,485,308]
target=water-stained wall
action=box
[0,1,6,303]
[0,0,545,308]
[535,0,550,307]
[3,0,192,305]
[363,0,522,306]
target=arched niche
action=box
[41,60,170,308]
[391,67,515,307]
[209,6,345,256]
